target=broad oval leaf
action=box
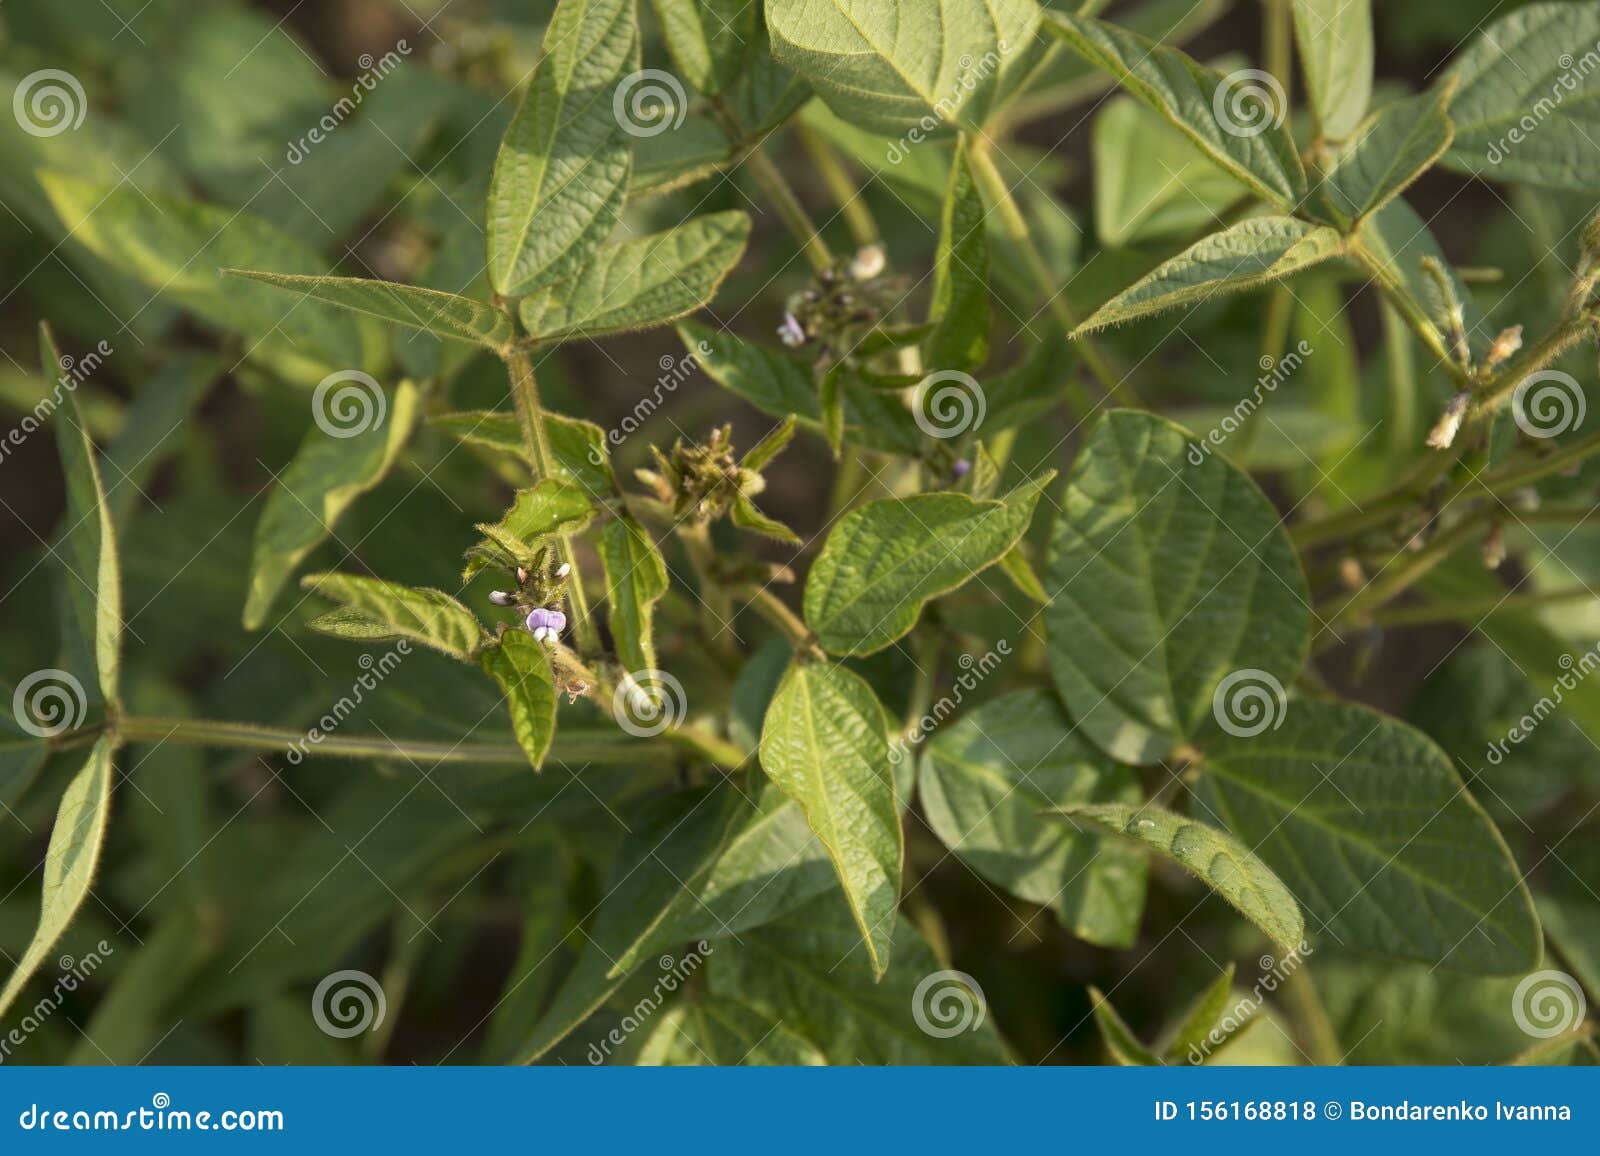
[1045,12,1306,209]
[518,211,751,342]
[302,572,486,660]
[1045,410,1310,765]
[243,382,420,629]
[1197,700,1542,974]
[1292,0,1373,140]
[1076,217,1343,333]
[479,630,558,769]
[918,689,1148,947]
[0,738,115,1019]
[758,662,900,977]
[1442,2,1600,191]
[766,0,1044,135]
[1318,87,1455,225]
[1093,97,1243,248]
[1049,803,1305,953]
[487,0,638,296]
[222,270,514,350]
[806,474,1053,656]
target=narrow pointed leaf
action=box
[244,382,420,629]
[730,491,800,543]
[1045,12,1306,208]
[597,516,668,677]
[222,270,514,349]
[1050,804,1304,953]
[1045,410,1310,765]
[1089,986,1161,1065]
[1076,217,1343,333]
[759,662,900,977]
[1161,965,1240,1063]
[740,414,798,472]
[648,0,758,95]
[479,630,558,769]
[1292,0,1373,139]
[486,0,638,296]
[636,1000,826,1065]
[926,139,990,374]
[1093,96,1243,248]
[465,478,598,578]
[0,738,115,1020]
[302,573,486,661]
[805,474,1053,656]
[517,212,751,341]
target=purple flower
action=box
[777,313,807,348]
[525,606,568,644]
[951,458,972,479]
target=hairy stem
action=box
[738,585,823,658]
[797,123,879,246]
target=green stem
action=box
[1323,513,1488,629]
[504,349,599,653]
[797,123,879,247]
[1469,316,1595,416]
[1367,585,1597,628]
[1285,965,1344,1066]
[677,521,739,665]
[741,139,833,274]
[738,585,823,659]
[1263,0,1292,111]
[964,141,1125,410]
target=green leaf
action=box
[479,630,558,769]
[636,1000,827,1065]
[1051,804,1304,953]
[47,330,121,709]
[38,173,364,380]
[709,891,1008,1063]
[730,491,800,543]
[1319,87,1454,225]
[806,474,1054,656]
[1076,216,1343,333]
[1093,96,1243,248]
[517,212,750,341]
[0,738,115,1020]
[0,708,50,815]
[597,517,669,678]
[1355,197,1485,362]
[1160,964,1240,1063]
[926,139,990,375]
[1292,0,1373,139]
[486,0,638,296]
[1441,2,1600,191]
[302,573,486,661]
[765,0,1044,135]
[918,690,1147,948]
[429,412,620,497]
[1045,410,1310,765]
[680,322,921,455]
[243,382,421,629]
[759,662,900,977]
[1197,701,1542,974]
[1088,986,1161,1065]
[1045,12,1306,208]
[464,478,598,578]
[648,0,758,94]
[102,354,224,525]
[740,414,798,472]
[221,270,514,350]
